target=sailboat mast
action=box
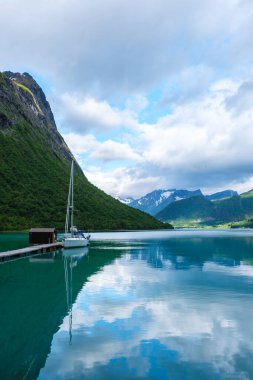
[71,160,74,237]
[65,160,72,235]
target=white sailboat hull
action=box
[64,238,89,248]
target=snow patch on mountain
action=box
[175,196,184,201]
[116,196,135,205]
[117,189,202,216]
[155,191,174,206]
[161,191,174,199]
[116,188,237,217]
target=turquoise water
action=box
[1,230,253,379]
[0,232,28,252]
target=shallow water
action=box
[1,230,253,379]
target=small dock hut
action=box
[29,228,57,245]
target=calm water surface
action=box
[1,230,253,379]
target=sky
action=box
[1,0,253,198]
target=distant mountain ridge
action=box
[156,195,214,223]
[155,190,253,227]
[206,190,238,201]
[117,188,238,217]
[124,189,203,216]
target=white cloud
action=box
[62,133,96,154]
[89,140,141,162]
[65,77,253,197]
[82,166,163,198]
[63,133,141,163]
[58,93,138,133]
[137,79,253,190]
[1,0,253,96]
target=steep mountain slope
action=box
[156,191,253,227]
[0,71,172,231]
[126,189,203,216]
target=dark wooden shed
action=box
[29,228,57,245]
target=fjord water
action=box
[0,232,28,252]
[1,231,253,379]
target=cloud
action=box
[64,77,253,197]
[60,76,253,197]
[55,93,139,133]
[225,80,253,113]
[139,79,253,188]
[1,0,253,97]
[63,133,141,163]
[158,64,215,108]
[89,140,141,162]
[82,166,164,198]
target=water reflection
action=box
[63,248,89,345]
[0,244,119,379]
[1,233,253,379]
[29,252,56,263]
[38,236,253,380]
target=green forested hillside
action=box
[0,71,172,231]
[156,196,214,223]
[156,191,253,227]
[229,191,253,228]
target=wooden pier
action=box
[0,242,64,262]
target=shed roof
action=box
[29,228,56,233]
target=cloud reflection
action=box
[39,245,253,379]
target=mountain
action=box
[156,195,214,224]
[124,189,203,216]
[206,190,238,201]
[0,71,172,231]
[115,197,135,205]
[155,191,253,227]
[119,188,238,218]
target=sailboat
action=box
[63,160,90,248]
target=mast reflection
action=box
[63,247,89,344]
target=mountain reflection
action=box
[0,246,120,380]
[1,234,253,379]
[38,236,253,380]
